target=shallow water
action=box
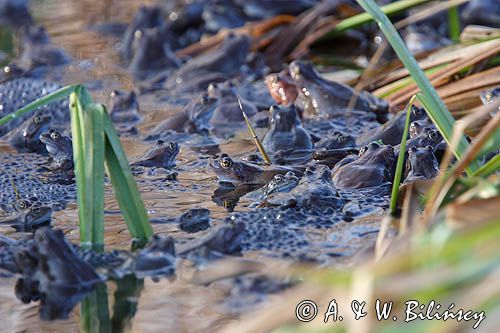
[0,1,388,332]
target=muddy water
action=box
[0,1,385,332]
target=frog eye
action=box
[359,146,368,156]
[411,106,422,117]
[220,157,233,169]
[168,142,177,150]
[388,146,395,154]
[17,200,30,210]
[428,130,438,141]
[274,174,284,182]
[33,115,42,124]
[337,135,345,143]
[31,206,40,214]
[50,131,60,140]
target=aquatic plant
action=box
[0,85,152,249]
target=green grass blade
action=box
[80,283,111,333]
[354,0,478,175]
[82,103,105,249]
[447,6,461,42]
[317,0,433,43]
[473,154,500,177]
[69,91,88,246]
[102,112,152,244]
[0,84,77,126]
[390,96,416,215]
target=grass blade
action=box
[69,91,88,246]
[474,153,500,177]
[80,284,111,333]
[102,112,152,245]
[0,84,76,126]
[317,0,434,43]
[354,0,478,175]
[447,6,461,42]
[82,103,105,249]
[389,95,416,215]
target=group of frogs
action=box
[0,0,498,320]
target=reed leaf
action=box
[82,103,105,248]
[80,284,111,333]
[102,112,152,245]
[353,0,478,174]
[0,84,76,126]
[389,95,416,215]
[474,154,500,177]
[317,0,434,43]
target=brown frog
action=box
[146,93,218,138]
[359,106,428,146]
[288,60,388,119]
[262,104,312,155]
[332,142,396,190]
[404,146,439,183]
[4,114,52,154]
[131,140,180,168]
[164,33,250,94]
[208,153,301,185]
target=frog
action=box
[120,5,163,62]
[288,60,389,119]
[32,227,100,292]
[128,26,181,80]
[315,131,356,150]
[163,33,250,94]
[358,105,428,146]
[19,25,70,68]
[403,146,440,183]
[178,208,211,233]
[108,90,142,124]
[263,171,300,197]
[130,140,180,169]
[265,164,344,211]
[131,234,176,279]
[208,153,301,185]
[145,93,218,139]
[402,126,447,161]
[202,0,247,33]
[233,79,276,111]
[180,221,246,258]
[332,142,396,190]
[0,0,33,29]
[409,118,433,138]
[0,204,52,232]
[403,25,452,54]
[207,81,258,126]
[312,147,359,168]
[262,104,313,155]
[235,0,316,19]
[265,67,298,106]
[462,0,500,28]
[39,129,73,172]
[3,113,51,154]
[480,86,499,116]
